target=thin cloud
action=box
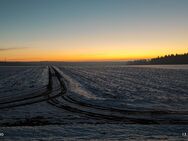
[8,58,43,61]
[0,47,29,51]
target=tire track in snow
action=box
[47,66,188,124]
[0,67,61,109]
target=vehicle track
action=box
[58,67,188,115]
[48,66,188,124]
[58,69,188,115]
[1,66,187,124]
[0,86,46,104]
[0,67,61,109]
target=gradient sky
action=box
[0,0,188,61]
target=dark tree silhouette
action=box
[127,53,188,65]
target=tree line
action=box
[127,53,188,65]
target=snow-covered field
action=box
[0,64,188,140]
[58,65,188,111]
[0,66,48,97]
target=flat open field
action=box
[0,64,188,140]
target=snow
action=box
[0,66,48,97]
[0,64,188,140]
[53,66,99,100]
[1,124,188,140]
[58,65,188,111]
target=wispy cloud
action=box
[0,47,29,51]
[7,58,43,61]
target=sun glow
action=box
[0,0,188,62]
[1,41,187,62]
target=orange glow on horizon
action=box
[1,50,187,62]
[0,40,187,62]
[1,0,188,62]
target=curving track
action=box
[0,67,61,109]
[47,66,188,124]
[0,66,188,125]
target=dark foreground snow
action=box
[1,124,188,140]
[0,64,188,140]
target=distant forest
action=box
[127,53,188,65]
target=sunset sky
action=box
[0,0,188,61]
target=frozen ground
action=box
[59,64,188,111]
[0,64,188,140]
[1,124,188,141]
[0,66,48,97]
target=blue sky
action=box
[0,0,188,61]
